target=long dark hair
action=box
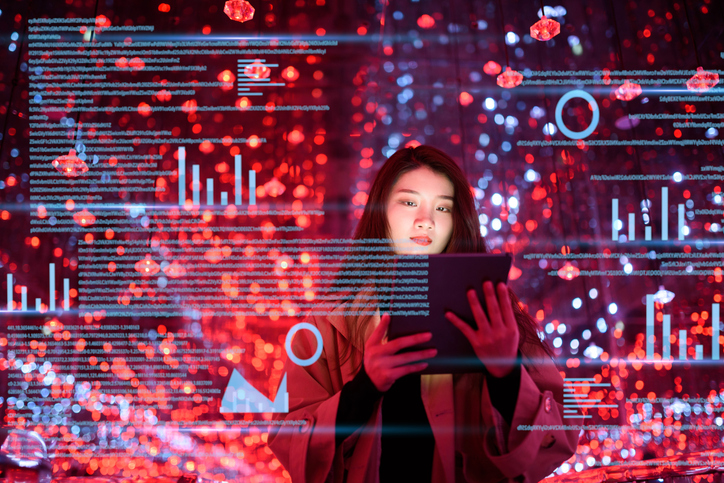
[337,145,549,367]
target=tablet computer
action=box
[385,253,512,374]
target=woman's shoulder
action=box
[304,295,377,333]
[300,300,354,340]
[300,298,378,353]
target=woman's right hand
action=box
[363,312,437,392]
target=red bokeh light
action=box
[530,16,560,41]
[483,61,502,75]
[417,14,435,29]
[224,0,255,23]
[496,67,523,88]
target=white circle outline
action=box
[554,89,600,140]
[285,322,324,367]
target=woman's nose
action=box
[415,217,433,230]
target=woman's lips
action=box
[410,237,432,246]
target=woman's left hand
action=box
[444,281,519,378]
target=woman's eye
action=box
[402,201,416,206]
[437,206,452,212]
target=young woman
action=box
[269,145,580,482]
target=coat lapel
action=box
[421,374,455,483]
[327,300,454,482]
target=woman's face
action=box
[386,167,455,255]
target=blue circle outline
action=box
[285,322,324,367]
[554,90,600,140]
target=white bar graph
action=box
[178,147,186,206]
[613,188,686,242]
[661,187,668,241]
[249,170,256,205]
[646,294,655,359]
[236,59,283,95]
[49,263,55,311]
[192,165,200,206]
[6,273,12,311]
[612,198,619,241]
[663,315,671,360]
[714,304,720,360]
[562,378,614,419]
[235,155,242,205]
[5,263,69,313]
[176,149,258,207]
[646,298,719,361]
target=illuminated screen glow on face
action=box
[386,167,454,255]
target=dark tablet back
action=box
[385,253,512,374]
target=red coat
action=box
[269,304,581,482]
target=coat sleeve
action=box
[267,315,344,483]
[458,342,582,483]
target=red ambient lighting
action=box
[530,16,560,41]
[686,67,719,93]
[614,80,643,101]
[135,256,161,276]
[483,61,502,75]
[73,209,96,227]
[496,67,523,88]
[417,14,435,29]
[244,62,271,79]
[224,0,255,23]
[52,150,88,177]
[557,262,580,281]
